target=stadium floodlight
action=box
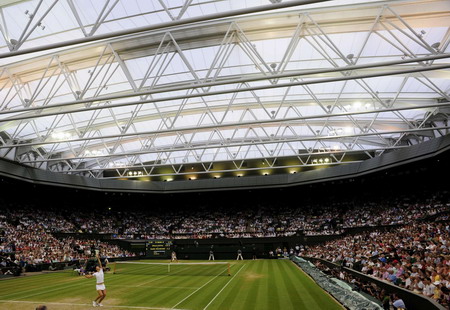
[344,127,353,134]
[51,132,72,140]
[353,102,362,109]
[431,42,440,50]
[85,150,104,157]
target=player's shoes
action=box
[98,303,104,307]
[92,301,98,307]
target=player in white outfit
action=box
[171,251,178,262]
[237,249,243,260]
[85,255,107,307]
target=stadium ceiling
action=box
[0,0,449,182]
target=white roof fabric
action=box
[0,0,448,179]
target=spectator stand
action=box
[301,256,447,310]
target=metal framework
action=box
[0,0,449,180]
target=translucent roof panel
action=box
[0,0,448,179]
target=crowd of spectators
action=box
[0,210,135,269]
[303,222,450,308]
[2,191,446,240]
[1,188,448,288]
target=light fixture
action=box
[52,132,72,140]
[324,158,330,163]
[353,101,362,109]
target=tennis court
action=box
[0,259,343,310]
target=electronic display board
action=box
[146,240,173,258]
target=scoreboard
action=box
[146,240,173,258]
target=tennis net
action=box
[112,261,231,276]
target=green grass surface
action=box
[0,259,343,310]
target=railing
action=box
[302,256,446,310]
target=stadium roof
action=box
[0,0,449,182]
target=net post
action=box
[227,263,231,276]
[113,262,117,274]
[168,263,170,273]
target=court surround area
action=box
[0,259,342,310]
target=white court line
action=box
[116,262,228,265]
[0,300,189,310]
[107,285,199,289]
[171,270,226,309]
[135,264,189,287]
[136,274,174,287]
[0,278,84,300]
[202,264,246,310]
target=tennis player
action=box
[237,249,243,260]
[171,251,178,262]
[85,255,107,307]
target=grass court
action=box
[0,259,343,310]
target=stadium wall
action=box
[0,135,450,193]
[0,134,449,193]
[54,226,398,259]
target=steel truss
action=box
[0,0,449,179]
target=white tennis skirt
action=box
[96,284,106,291]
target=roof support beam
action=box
[0,53,448,119]
[3,101,450,149]
[0,59,449,123]
[0,0,333,59]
